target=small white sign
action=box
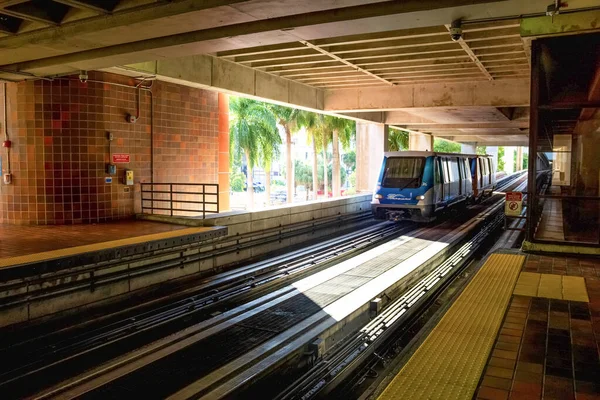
[105,177,113,184]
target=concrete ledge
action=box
[522,240,600,256]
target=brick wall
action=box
[0,72,221,225]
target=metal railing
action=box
[141,183,219,218]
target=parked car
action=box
[271,188,287,204]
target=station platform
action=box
[377,251,600,400]
[0,220,226,272]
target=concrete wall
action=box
[356,122,384,192]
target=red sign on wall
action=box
[112,153,130,163]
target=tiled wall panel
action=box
[0,72,220,225]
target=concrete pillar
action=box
[408,132,433,151]
[356,122,384,193]
[383,124,390,152]
[486,146,499,170]
[516,146,523,171]
[217,92,230,212]
[460,142,477,154]
[503,146,515,174]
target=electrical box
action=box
[125,169,134,186]
[3,173,12,185]
[106,164,116,175]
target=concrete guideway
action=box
[32,192,509,399]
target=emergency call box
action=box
[125,170,134,186]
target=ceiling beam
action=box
[297,39,394,86]
[394,122,530,129]
[324,78,530,112]
[2,0,501,75]
[445,23,492,80]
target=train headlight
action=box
[374,194,383,199]
[416,195,425,200]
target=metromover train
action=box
[371,151,497,222]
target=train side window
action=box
[450,159,459,182]
[487,158,493,175]
[484,158,489,176]
[434,158,441,184]
[442,159,450,183]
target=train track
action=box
[7,172,529,400]
[0,220,415,399]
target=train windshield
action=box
[382,157,425,188]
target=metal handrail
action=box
[141,183,219,218]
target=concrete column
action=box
[217,92,230,212]
[486,146,499,170]
[516,146,523,171]
[408,132,433,151]
[383,124,390,152]
[460,142,477,154]
[503,146,515,174]
[356,122,384,193]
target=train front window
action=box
[382,157,425,188]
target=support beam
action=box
[460,142,477,154]
[445,23,493,80]
[356,122,384,193]
[0,2,69,25]
[324,78,530,112]
[409,132,433,151]
[109,54,324,111]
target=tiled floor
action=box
[0,220,186,259]
[536,198,565,242]
[476,254,600,400]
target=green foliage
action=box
[317,157,346,189]
[433,138,461,153]
[388,128,409,151]
[272,178,285,187]
[498,147,506,172]
[229,97,281,170]
[294,160,313,189]
[230,171,246,192]
[342,151,356,172]
[476,146,487,155]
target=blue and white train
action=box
[371,151,496,222]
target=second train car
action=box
[371,151,496,222]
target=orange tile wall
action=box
[0,71,221,225]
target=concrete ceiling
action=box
[1,0,599,145]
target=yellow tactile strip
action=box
[0,227,218,269]
[378,253,525,400]
[513,272,589,302]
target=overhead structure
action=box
[1,0,599,146]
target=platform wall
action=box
[0,72,223,225]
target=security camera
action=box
[78,70,88,83]
[449,19,462,42]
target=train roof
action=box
[383,151,494,158]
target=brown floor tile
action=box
[496,342,521,352]
[543,376,574,400]
[490,357,517,370]
[514,369,542,384]
[483,376,513,391]
[0,220,186,259]
[512,382,542,396]
[479,386,510,400]
[509,391,540,400]
[486,366,515,380]
[517,362,543,374]
[493,349,519,360]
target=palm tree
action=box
[388,128,409,151]
[296,110,321,200]
[268,105,300,204]
[321,115,355,197]
[229,97,280,209]
[258,132,280,206]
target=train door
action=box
[458,157,466,197]
[463,158,473,198]
[434,157,443,207]
[449,158,460,201]
[441,158,451,202]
